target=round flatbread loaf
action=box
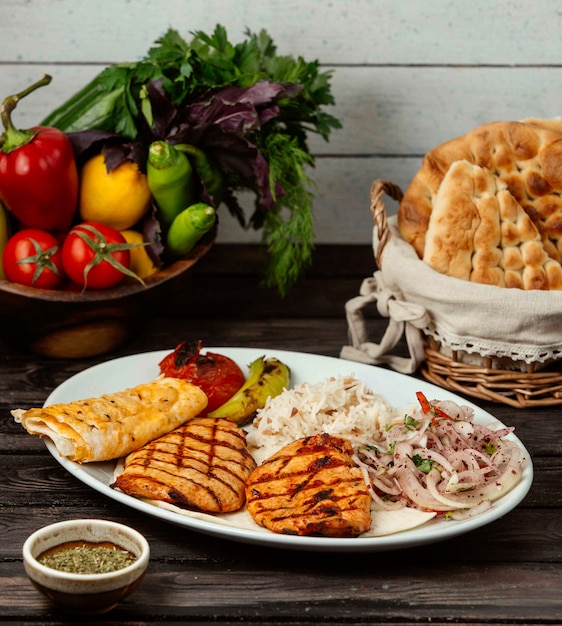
[422,159,562,289]
[398,120,562,269]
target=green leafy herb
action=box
[413,454,434,474]
[359,443,380,453]
[42,25,341,294]
[483,440,496,455]
[404,414,420,430]
[258,133,315,290]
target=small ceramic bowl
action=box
[22,519,150,615]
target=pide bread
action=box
[423,160,562,289]
[398,120,562,289]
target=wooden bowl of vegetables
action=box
[0,76,219,358]
[0,197,216,359]
[0,230,215,359]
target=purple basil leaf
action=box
[200,127,257,177]
[254,151,282,211]
[67,129,120,163]
[258,102,281,125]
[195,126,281,211]
[142,206,165,267]
[183,99,261,136]
[146,78,178,139]
[183,81,297,135]
[102,142,148,172]
[67,130,148,172]
[214,81,302,108]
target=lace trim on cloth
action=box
[425,324,562,365]
[341,216,562,373]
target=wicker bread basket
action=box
[341,179,562,408]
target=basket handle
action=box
[370,179,403,268]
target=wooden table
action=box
[1,245,561,625]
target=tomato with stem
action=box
[2,228,65,289]
[61,221,143,290]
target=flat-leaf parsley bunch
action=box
[43,25,341,294]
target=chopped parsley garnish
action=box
[413,454,434,474]
[404,414,420,430]
[483,440,496,455]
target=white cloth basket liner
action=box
[341,215,562,374]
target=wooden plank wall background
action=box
[1,0,561,245]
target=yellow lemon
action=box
[79,154,152,230]
[121,229,159,279]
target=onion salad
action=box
[352,391,525,520]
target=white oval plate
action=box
[44,348,533,552]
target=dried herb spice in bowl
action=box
[37,541,137,575]
[22,519,149,615]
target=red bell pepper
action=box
[0,75,78,233]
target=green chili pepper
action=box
[174,144,224,206]
[147,141,196,228]
[166,202,216,257]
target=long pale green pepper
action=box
[147,141,196,228]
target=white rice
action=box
[246,374,401,464]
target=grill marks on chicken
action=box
[112,417,256,513]
[245,433,372,537]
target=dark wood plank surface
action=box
[1,244,561,625]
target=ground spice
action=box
[37,540,136,574]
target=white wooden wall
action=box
[2,0,562,244]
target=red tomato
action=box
[61,221,131,289]
[2,228,65,289]
[159,341,246,415]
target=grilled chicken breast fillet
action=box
[112,417,257,513]
[245,433,372,537]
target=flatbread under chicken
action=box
[12,377,208,463]
[245,433,372,537]
[112,417,257,513]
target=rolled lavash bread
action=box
[12,377,208,463]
